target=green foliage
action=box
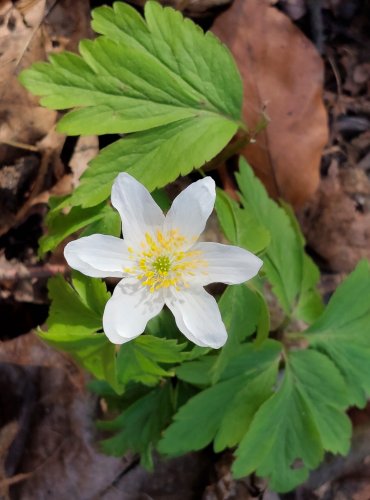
[116,335,187,387]
[39,203,120,255]
[304,260,370,407]
[233,349,351,492]
[20,0,243,223]
[158,340,281,456]
[40,272,121,392]
[23,0,370,490]
[212,284,269,381]
[215,189,270,254]
[67,117,237,208]
[234,159,323,322]
[98,382,174,469]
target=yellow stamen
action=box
[123,229,207,291]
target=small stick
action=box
[0,263,67,281]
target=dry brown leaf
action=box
[128,0,233,17]
[0,0,91,164]
[300,162,370,272]
[0,0,55,164]
[0,333,127,499]
[212,0,329,207]
[0,0,92,236]
[0,333,212,499]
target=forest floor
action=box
[0,0,370,498]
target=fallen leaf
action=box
[0,333,127,499]
[0,333,212,499]
[128,0,233,17]
[69,135,100,190]
[0,0,91,235]
[0,0,55,165]
[212,0,329,207]
[300,162,370,272]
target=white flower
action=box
[64,173,262,349]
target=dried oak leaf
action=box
[0,333,126,500]
[212,0,329,207]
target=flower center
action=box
[124,229,206,292]
[153,255,171,275]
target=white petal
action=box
[188,242,263,286]
[64,234,132,278]
[163,177,215,249]
[103,278,165,344]
[166,287,227,349]
[111,173,165,246]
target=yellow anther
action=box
[125,228,207,292]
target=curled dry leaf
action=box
[212,0,329,207]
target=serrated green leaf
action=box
[146,307,180,341]
[92,1,242,120]
[214,364,278,452]
[294,254,324,323]
[233,349,351,493]
[46,274,102,335]
[66,115,238,208]
[40,273,120,391]
[158,340,281,456]
[80,205,121,239]
[99,383,174,469]
[279,201,324,322]
[175,356,216,387]
[39,203,117,255]
[236,159,323,321]
[71,270,110,313]
[20,1,242,210]
[304,260,370,407]
[21,2,242,135]
[215,189,270,254]
[116,335,187,387]
[212,284,265,381]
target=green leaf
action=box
[215,189,270,254]
[91,1,242,120]
[280,201,324,322]
[20,1,243,207]
[175,356,216,387]
[233,349,351,493]
[158,340,281,456]
[212,284,266,381]
[236,159,322,321]
[116,335,187,387]
[146,307,179,340]
[39,203,119,255]
[304,260,370,407]
[99,383,174,469]
[40,273,120,392]
[21,1,241,133]
[66,116,238,208]
[294,254,324,323]
[80,205,121,239]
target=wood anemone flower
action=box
[64,173,263,348]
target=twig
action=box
[0,472,33,490]
[0,263,67,281]
[0,140,39,152]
